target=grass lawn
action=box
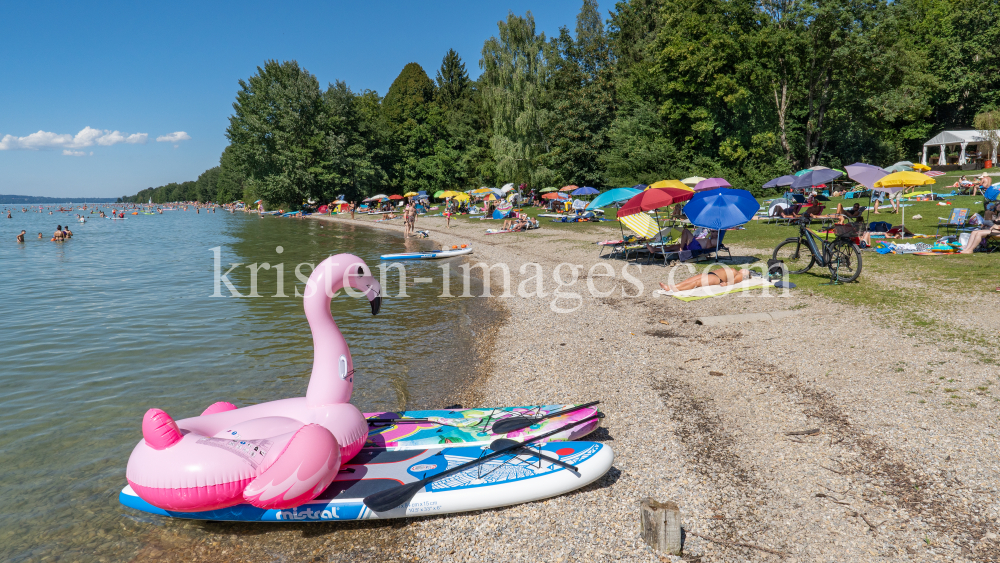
[446,169,999,349]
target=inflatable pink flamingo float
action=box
[126,254,382,512]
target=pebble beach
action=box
[306,212,1000,563]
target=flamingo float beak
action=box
[366,280,382,316]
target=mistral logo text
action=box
[275,506,339,520]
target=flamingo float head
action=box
[304,254,381,407]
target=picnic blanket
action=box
[655,277,775,302]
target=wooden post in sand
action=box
[639,498,682,556]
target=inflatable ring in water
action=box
[126,254,383,512]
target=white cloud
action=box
[0,126,149,150]
[156,131,191,143]
[62,149,86,156]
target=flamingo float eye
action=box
[357,266,363,276]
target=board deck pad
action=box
[362,404,601,450]
[119,441,613,522]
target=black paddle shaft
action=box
[489,401,601,434]
[362,413,603,512]
[488,439,579,472]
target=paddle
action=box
[362,413,602,513]
[488,401,601,434]
[487,439,579,472]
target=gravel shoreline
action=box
[310,212,999,563]
[120,212,998,562]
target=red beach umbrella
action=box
[388,194,403,200]
[616,188,694,218]
[559,185,579,192]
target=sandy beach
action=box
[299,212,1000,563]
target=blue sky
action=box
[0,1,599,198]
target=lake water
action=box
[0,206,487,562]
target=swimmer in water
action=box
[37,233,43,239]
[53,225,65,241]
[17,230,26,242]
[63,225,73,238]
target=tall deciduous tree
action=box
[481,11,552,187]
[226,60,327,207]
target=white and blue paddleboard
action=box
[380,248,473,260]
[119,441,612,522]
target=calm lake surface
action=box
[0,206,487,562]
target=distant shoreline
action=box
[1,195,118,204]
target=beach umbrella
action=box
[539,187,558,193]
[763,174,796,188]
[631,183,648,190]
[647,180,692,191]
[370,194,388,200]
[542,192,569,200]
[471,187,493,194]
[572,186,600,196]
[253,199,262,204]
[500,183,516,193]
[873,171,934,226]
[388,194,403,200]
[912,163,931,171]
[560,185,579,192]
[617,188,694,218]
[619,211,660,239]
[790,168,843,189]
[885,161,915,173]
[483,193,499,201]
[331,199,348,204]
[693,177,731,191]
[586,187,641,210]
[453,193,471,202]
[403,192,418,197]
[873,171,935,189]
[440,190,462,198]
[680,177,706,186]
[844,163,888,190]
[433,190,446,198]
[683,188,760,231]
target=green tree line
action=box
[125,0,1000,205]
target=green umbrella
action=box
[433,190,446,198]
[539,187,557,193]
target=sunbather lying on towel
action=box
[659,265,752,292]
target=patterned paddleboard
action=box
[119,441,613,521]
[362,404,601,450]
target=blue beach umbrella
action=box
[572,186,599,196]
[586,187,642,210]
[683,188,760,230]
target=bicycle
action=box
[772,217,863,283]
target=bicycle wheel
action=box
[825,239,863,282]
[772,239,815,274]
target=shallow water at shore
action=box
[0,208,486,562]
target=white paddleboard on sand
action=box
[380,248,472,260]
[119,441,612,522]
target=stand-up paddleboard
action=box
[363,403,601,450]
[119,440,612,522]
[380,247,473,260]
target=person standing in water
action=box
[17,230,26,242]
[53,225,65,241]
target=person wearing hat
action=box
[975,173,992,196]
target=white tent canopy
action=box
[922,129,999,165]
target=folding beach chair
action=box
[679,230,731,263]
[936,208,969,235]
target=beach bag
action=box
[766,259,785,280]
[959,232,971,247]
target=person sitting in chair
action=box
[662,227,718,253]
[836,202,865,224]
[959,222,1000,254]
[659,265,754,292]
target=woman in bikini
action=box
[659,265,752,292]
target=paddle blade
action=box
[488,438,520,450]
[362,481,426,513]
[490,417,535,434]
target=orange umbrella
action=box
[559,185,578,192]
